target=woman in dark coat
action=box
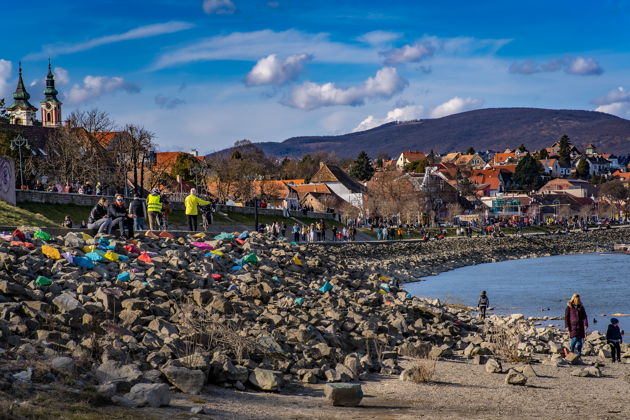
[565,293,588,356]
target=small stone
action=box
[485,358,502,374]
[51,356,75,374]
[191,406,204,414]
[505,369,527,386]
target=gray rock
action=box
[125,383,171,407]
[52,294,82,313]
[505,369,527,386]
[565,352,581,365]
[51,356,75,374]
[111,395,139,408]
[485,358,502,374]
[95,361,142,386]
[248,368,282,391]
[324,383,363,407]
[161,366,205,394]
[95,383,117,399]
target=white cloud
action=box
[595,102,630,118]
[592,87,630,106]
[65,76,140,104]
[509,56,603,76]
[245,53,312,86]
[353,104,424,132]
[380,41,435,65]
[430,96,483,118]
[0,59,12,98]
[151,29,379,70]
[202,0,236,14]
[54,67,70,85]
[357,31,402,46]
[565,56,603,75]
[284,67,407,110]
[26,21,194,59]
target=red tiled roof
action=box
[94,132,118,148]
[401,151,426,162]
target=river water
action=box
[405,253,630,334]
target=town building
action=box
[395,151,426,170]
[6,61,62,127]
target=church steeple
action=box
[9,63,37,110]
[6,62,38,126]
[40,59,63,128]
[43,59,60,103]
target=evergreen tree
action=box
[518,143,528,153]
[558,135,571,163]
[466,147,475,155]
[513,153,543,191]
[575,158,589,179]
[427,149,437,164]
[376,157,383,168]
[171,152,199,182]
[403,158,428,173]
[538,148,549,159]
[348,151,375,181]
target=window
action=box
[47,112,51,122]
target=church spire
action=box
[10,62,36,109]
[43,58,60,103]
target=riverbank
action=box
[0,227,628,419]
[309,226,630,283]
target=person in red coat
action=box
[565,294,588,356]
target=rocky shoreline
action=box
[0,227,628,418]
[310,226,630,283]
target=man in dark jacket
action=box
[108,195,135,238]
[128,193,145,231]
[87,198,111,234]
[565,294,588,356]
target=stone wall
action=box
[15,190,337,220]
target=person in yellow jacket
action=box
[146,188,162,231]
[185,188,211,232]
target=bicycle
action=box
[199,204,215,232]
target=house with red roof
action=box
[395,151,426,170]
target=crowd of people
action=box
[258,220,357,242]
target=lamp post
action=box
[191,165,202,191]
[10,135,29,188]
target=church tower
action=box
[40,59,62,127]
[6,63,38,126]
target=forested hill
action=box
[247,108,630,158]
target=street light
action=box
[10,135,30,188]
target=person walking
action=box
[128,193,146,231]
[565,294,588,356]
[606,318,624,363]
[477,290,489,319]
[87,197,112,234]
[184,188,210,232]
[146,188,162,231]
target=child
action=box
[478,290,489,319]
[62,215,73,228]
[606,318,624,363]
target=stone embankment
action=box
[312,227,630,282]
[0,227,627,415]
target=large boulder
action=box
[95,361,143,388]
[125,383,171,407]
[161,366,205,394]
[324,383,363,407]
[248,368,283,391]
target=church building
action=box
[6,60,62,128]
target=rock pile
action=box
[0,229,481,404]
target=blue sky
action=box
[2,0,629,153]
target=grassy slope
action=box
[0,201,56,227]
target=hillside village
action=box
[1,64,629,229]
